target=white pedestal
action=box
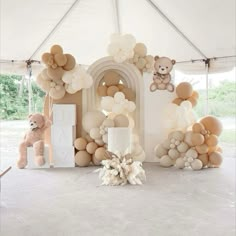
[52,147,75,168]
[143,73,175,162]
[52,104,76,125]
[27,145,50,168]
[108,127,132,155]
[51,125,76,146]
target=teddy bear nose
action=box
[161,68,165,71]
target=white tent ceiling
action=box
[0,0,235,74]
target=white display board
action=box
[143,73,175,162]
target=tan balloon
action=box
[86,142,98,154]
[63,54,76,71]
[75,151,92,167]
[192,90,199,99]
[198,154,209,167]
[117,84,125,91]
[103,71,120,86]
[113,114,129,127]
[107,86,119,97]
[47,67,64,80]
[176,82,193,99]
[94,147,106,161]
[209,151,223,167]
[74,137,88,151]
[199,116,223,136]
[50,45,63,54]
[196,144,208,154]
[187,97,197,107]
[92,154,101,166]
[192,123,205,133]
[121,87,136,101]
[172,97,182,106]
[191,133,205,146]
[205,134,218,147]
[54,53,67,66]
[97,85,108,96]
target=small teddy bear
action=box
[17,113,51,169]
[150,56,176,92]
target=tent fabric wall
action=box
[0,0,235,75]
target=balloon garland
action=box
[36,44,93,100]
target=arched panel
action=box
[83,56,144,146]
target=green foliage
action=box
[0,74,45,120]
[208,80,236,117]
[194,80,236,117]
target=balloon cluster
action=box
[172,82,199,107]
[97,71,135,100]
[36,44,93,99]
[163,101,196,134]
[74,110,145,167]
[107,34,136,63]
[128,43,154,73]
[107,34,154,73]
[155,115,223,170]
[101,92,136,114]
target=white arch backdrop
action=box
[84,56,144,145]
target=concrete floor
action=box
[1,159,235,236]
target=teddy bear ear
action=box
[171,60,176,65]
[28,114,33,119]
[154,56,159,61]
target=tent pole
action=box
[113,0,121,33]
[145,0,207,59]
[26,62,33,115]
[205,60,209,115]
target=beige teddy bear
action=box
[150,56,176,92]
[17,113,51,169]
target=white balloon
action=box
[160,155,173,167]
[102,118,115,128]
[65,84,77,94]
[95,139,105,146]
[175,158,185,169]
[62,71,72,83]
[131,134,139,144]
[191,159,203,170]
[127,102,136,112]
[181,100,192,111]
[128,116,135,129]
[101,96,115,111]
[131,143,143,155]
[114,92,125,103]
[102,133,108,143]
[112,103,124,114]
[133,150,145,162]
[82,111,106,133]
[90,127,102,140]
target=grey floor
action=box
[1,159,235,236]
[0,120,235,235]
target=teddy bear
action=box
[150,56,175,92]
[17,113,51,169]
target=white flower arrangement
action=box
[97,150,146,186]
